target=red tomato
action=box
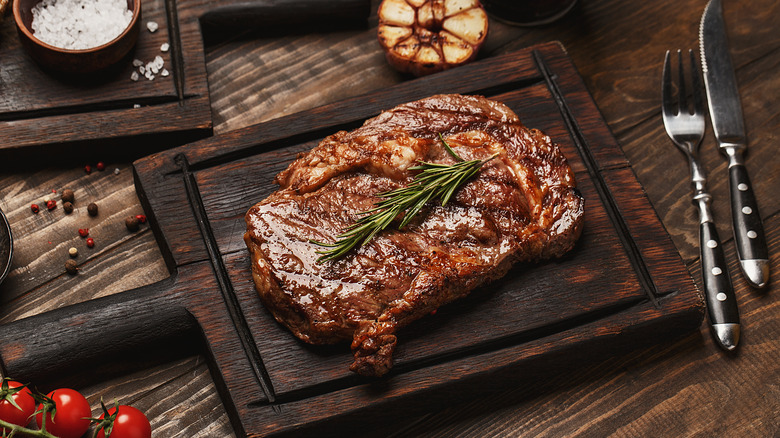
[96,405,151,438]
[35,388,92,438]
[0,380,35,428]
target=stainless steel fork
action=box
[661,49,740,351]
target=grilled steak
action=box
[244,94,584,376]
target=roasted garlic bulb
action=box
[378,0,489,77]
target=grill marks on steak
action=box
[244,94,584,377]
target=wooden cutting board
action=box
[0,0,369,154]
[0,42,704,437]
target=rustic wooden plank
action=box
[0,0,372,152]
[0,0,774,436]
[78,355,236,438]
[0,164,165,307]
[125,41,702,435]
[390,212,779,438]
[620,42,780,267]
[0,0,213,152]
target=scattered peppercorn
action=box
[135,214,147,224]
[96,162,105,171]
[78,228,89,238]
[86,237,95,248]
[46,200,56,210]
[62,189,75,203]
[31,204,40,214]
[84,165,92,174]
[65,259,79,275]
[125,216,140,231]
[68,247,78,258]
[87,202,98,216]
[63,202,74,214]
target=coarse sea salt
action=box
[31,0,133,50]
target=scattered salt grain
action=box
[114,168,121,175]
[133,104,141,108]
[160,42,169,52]
[31,0,134,50]
[130,71,139,81]
[130,51,169,82]
[147,21,158,33]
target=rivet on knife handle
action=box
[726,155,769,288]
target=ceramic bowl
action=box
[13,0,142,74]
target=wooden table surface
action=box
[1,0,778,436]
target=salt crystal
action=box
[132,59,144,67]
[31,0,134,50]
[133,104,141,108]
[138,66,145,74]
[114,168,120,175]
[147,21,158,33]
[144,70,152,79]
[160,42,170,52]
[160,69,169,77]
[130,71,139,81]
[150,65,159,74]
[154,56,164,69]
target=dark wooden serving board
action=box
[0,42,704,437]
[0,0,370,154]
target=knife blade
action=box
[700,0,769,289]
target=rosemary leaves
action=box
[312,135,498,262]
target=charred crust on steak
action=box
[244,94,584,377]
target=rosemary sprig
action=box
[311,134,498,262]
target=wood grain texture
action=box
[0,41,705,436]
[0,0,777,436]
[0,0,371,153]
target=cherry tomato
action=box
[0,379,35,428]
[35,388,91,438]
[96,405,151,438]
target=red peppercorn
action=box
[135,214,147,224]
[78,228,89,238]
[31,204,40,214]
[96,162,105,171]
[46,200,56,210]
[86,237,95,248]
[84,165,92,174]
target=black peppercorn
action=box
[125,216,140,231]
[87,202,98,216]
[63,201,74,214]
[62,189,75,204]
[65,259,79,275]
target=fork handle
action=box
[699,219,740,350]
[728,162,770,288]
[700,221,739,323]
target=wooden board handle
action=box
[199,0,371,30]
[0,277,198,387]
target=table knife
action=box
[700,0,769,289]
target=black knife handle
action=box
[700,221,740,325]
[729,163,769,285]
